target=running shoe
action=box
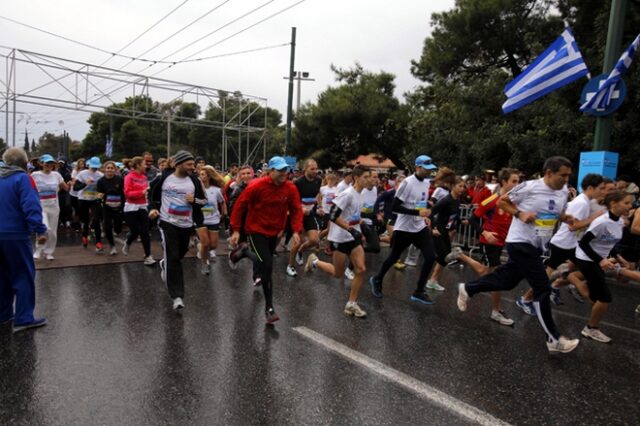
[393,261,406,270]
[209,250,217,260]
[95,242,104,254]
[410,291,434,305]
[344,301,367,318]
[426,280,445,291]
[581,326,612,343]
[33,250,42,260]
[286,265,298,277]
[13,317,47,333]
[404,258,417,267]
[344,267,355,280]
[265,308,280,324]
[457,283,469,311]
[159,259,167,283]
[550,288,563,305]
[568,284,585,303]
[490,310,515,326]
[201,262,210,275]
[547,336,580,354]
[228,250,238,270]
[295,251,304,265]
[172,297,184,311]
[122,241,130,256]
[253,277,262,287]
[516,297,536,316]
[109,246,117,256]
[82,236,89,248]
[305,253,318,273]
[45,254,55,261]
[369,276,383,298]
[143,256,156,266]
[444,246,463,264]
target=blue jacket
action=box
[0,166,46,239]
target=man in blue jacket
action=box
[0,147,48,332]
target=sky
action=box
[1,0,455,143]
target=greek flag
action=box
[105,135,113,158]
[502,28,589,114]
[580,33,640,113]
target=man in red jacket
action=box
[230,156,303,324]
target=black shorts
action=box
[204,223,220,231]
[576,259,612,303]
[303,214,321,232]
[331,239,362,255]
[481,243,503,268]
[546,243,576,269]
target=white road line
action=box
[497,295,640,335]
[293,326,512,426]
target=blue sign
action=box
[577,151,619,193]
[580,73,627,116]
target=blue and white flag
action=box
[105,135,113,158]
[502,28,589,114]
[580,33,640,113]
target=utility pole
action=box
[284,27,296,155]
[166,112,171,159]
[592,0,627,151]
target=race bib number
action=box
[534,213,559,237]
[105,195,121,208]
[202,204,214,218]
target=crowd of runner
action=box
[1,147,639,354]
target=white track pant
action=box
[35,204,60,256]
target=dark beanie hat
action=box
[172,150,194,166]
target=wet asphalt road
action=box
[1,248,639,425]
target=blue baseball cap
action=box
[415,155,437,170]
[40,154,55,163]
[268,156,290,171]
[87,156,102,169]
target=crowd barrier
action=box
[451,203,482,257]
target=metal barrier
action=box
[452,204,482,257]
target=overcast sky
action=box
[1,0,455,142]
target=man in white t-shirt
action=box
[369,154,438,305]
[305,165,371,318]
[457,156,581,354]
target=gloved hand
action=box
[347,227,363,241]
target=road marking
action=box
[293,326,512,426]
[497,295,640,336]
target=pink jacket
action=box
[124,170,148,205]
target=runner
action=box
[149,150,205,311]
[123,156,156,265]
[74,156,104,253]
[456,156,580,354]
[369,154,438,305]
[318,173,339,253]
[197,166,227,275]
[304,165,371,318]
[445,168,520,325]
[287,159,322,277]
[574,190,633,343]
[230,156,303,324]
[31,154,68,260]
[68,158,86,231]
[96,161,125,256]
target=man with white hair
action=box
[0,147,48,332]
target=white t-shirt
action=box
[328,186,363,243]
[320,185,338,213]
[393,174,430,233]
[202,186,224,225]
[505,178,569,248]
[575,213,624,262]
[336,179,352,195]
[32,171,63,207]
[550,193,591,249]
[431,186,449,203]
[76,169,104,201]
[360,187,377,225]
[590,198,607,215]
[160,174,196,228]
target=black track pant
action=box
[159,221,192,299]
[125,209,151,257]
[374,228,435,293]
[103,207,122,247]
[78,200,102,243]
[247,233,278,311]
[465,242,560,342]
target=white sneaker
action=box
[209,250,217,260]
[344,267,355,280]
[305,253,318,273]
[547,336,580,354]
[344,301,367,318]
[122,242,130,256]
[109,246,117,256]
[295,251,304,265]
[286,265,298,277]
[33,251,42,260]
[143,256,157,266]
[404,258,417,267]
[426,280,445,291]
[201,262,210,276]
[581,326,612,343]
[444,246,463,263]
[172,297,184,311]
[45,254,55,261]
[457,283,469,312]
[490,310,515,326]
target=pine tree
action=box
[23,130,29,153]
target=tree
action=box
[23,131,29,154]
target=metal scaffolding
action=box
[0,46,269,169]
